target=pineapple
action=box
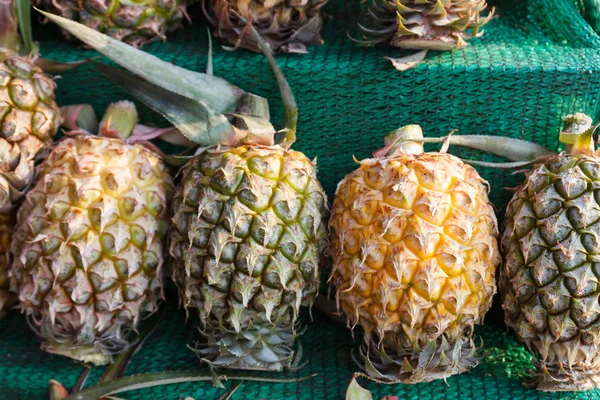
[501,113,600,391]
[356,0,494,50]
[170,144,328,370]
[204,0,329,53]
[37,0,188,47]
[329,125,500,383]
[10,101,173,365]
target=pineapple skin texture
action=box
[38,0,187,47]
[9,135,173,365]
[169,145,328,370]
[329,152,500,378]
[0,51,60,213]
[502,154,600,391]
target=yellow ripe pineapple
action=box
[329,125,500,383]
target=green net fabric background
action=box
[4,0,600,398]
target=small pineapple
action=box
[501,113,600,391]
[357,0,494,50]
[170,144,328,370]
[37,0,188,47]
[329,126,500,383]
[10,102,173,365]
[204,0,329,53]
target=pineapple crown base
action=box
[526,363,600,392]
[193,324,305,372]
[355,335,480,384]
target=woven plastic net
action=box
[3,0,600,398]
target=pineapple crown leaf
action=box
[35,58,87,73]
[206,27,213,76]
[408,134,555,162]
[231,10,299,147]
[59,102,191,165]
[93,61,239,147]
[461,159,537,169]
[60,104,98,134]
[372,122,561,170]
[48,380,69,400]
[345,376,373,400]
[37,8,244,116]
[440,113,599,168]
[61,370,317,400]
[14,0,32,55]
[42,9,298,150]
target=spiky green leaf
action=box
[38,8,245,116]
[35,58,86,73]
[96,62,236,146]
[15,0,32,55]
[64,371,316,400]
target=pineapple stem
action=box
[0,0,18,52]
[378,125,425,157]
[233,10,298,148]
[559,113,596,155]
[99,101,139,141]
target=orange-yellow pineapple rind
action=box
[329,151,500,382]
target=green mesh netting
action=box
[4,0,600,398]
